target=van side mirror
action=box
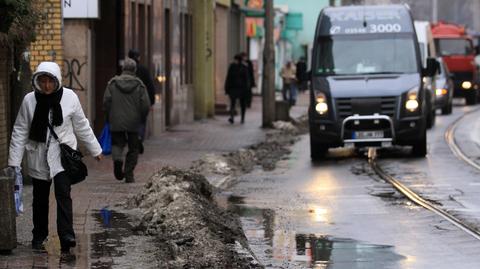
[423,58,438,77]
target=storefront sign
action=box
[63,0,99,18]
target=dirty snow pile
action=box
[127,167,261,268]
[191,119,308,177]
[272,121,298,134]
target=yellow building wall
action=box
[30,0,63,71]
[193,0,216,119]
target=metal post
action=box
[262,0,275,127]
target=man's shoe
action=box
[32,239,47,251]
[114,161,124,180]
[228,118,234,124]
[125,172,135,183]
[60,235,76,252]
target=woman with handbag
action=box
[8,61,103,253]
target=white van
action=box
[415,20,437,128]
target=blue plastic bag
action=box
[14,167,24,215]
[99,122,112,155]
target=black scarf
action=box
[29,87,64,142]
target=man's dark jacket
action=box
[135,63,156,105]
[225,62,250,99]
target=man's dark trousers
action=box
[111,131,140,180]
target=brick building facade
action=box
[30,0,64,70]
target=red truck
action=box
[431,21,478,105]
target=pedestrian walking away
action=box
[128,49,156,154]
[103,58,150,183]
[296,57,308,92]
[280,61,298,106]
[225,54,251,124]
[240,52,256,108]
[8,61,103,253]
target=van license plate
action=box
[354,131,384,139]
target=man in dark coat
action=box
[103,58,151,183]
[296,57,308,92]
[225,54,250,124]
[240,52,255,108]
[128,49,156,153]
[128,49,155,105]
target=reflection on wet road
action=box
[230,201,405,268]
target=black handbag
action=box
[47,123,88,184]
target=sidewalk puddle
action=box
[89,209,161,269]
[90,210,133,268]
[229,198,405,268]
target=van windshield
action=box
[315,34,418,76]
[435,38,473,56]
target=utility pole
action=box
[432,0,438,23]
[262,0,275,127]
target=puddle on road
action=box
[294,234,405,268]
[228,197,405,268]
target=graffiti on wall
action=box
[63,58,86,91]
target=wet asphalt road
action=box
[229,100,480,268]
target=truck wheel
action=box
[426,93,435,129]
[466,91,477,105]
[310,138,328,161]
[411,130,427,157]
[441,102,452,115]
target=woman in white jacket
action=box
[8,62,103,253]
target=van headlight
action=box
[315,93,328,115]
[462,81,472,89]
[405,87,419,112]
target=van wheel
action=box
[310,138,328,161]
[426,109,436,129]
[441,102,452,115]
[411,130,427,157]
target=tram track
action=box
[445,107,480,171]
[368,107,480,241]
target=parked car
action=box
[435,57,454,114]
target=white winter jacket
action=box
[8,62,102,180]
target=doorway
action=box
[93,0,123,133]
